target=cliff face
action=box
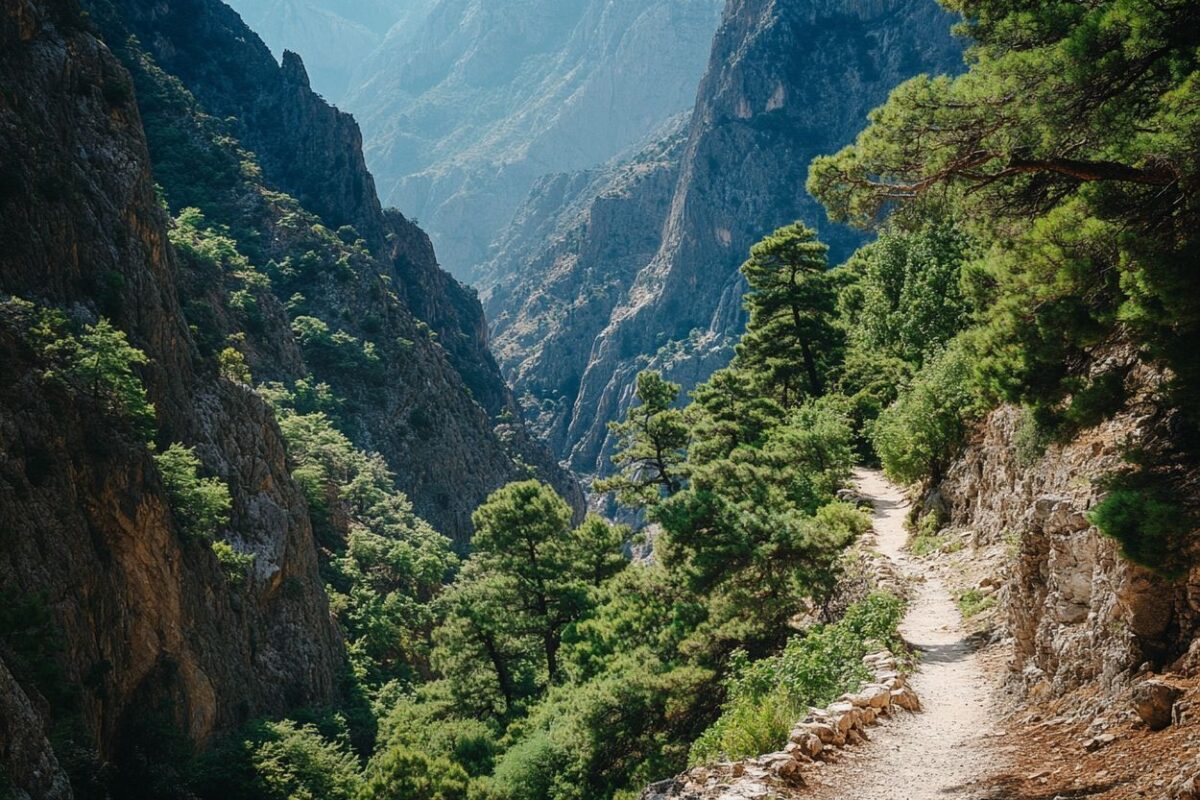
[342,0,725,279]
[89,0,581,542]
[491,0,963,478]
[102,0,388,250]
[0,1,339,793]
[480,118,691,452]
[938,374,1200,697]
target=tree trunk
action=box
[800,340,822,397]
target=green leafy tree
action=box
[808,0,1200,432]
[434,484,627,718]
[432,562,540,717]
[359,745,468,800]
[570,516,628,589]
[685,368,783,466]
[595,372,689,508]
[154,443,232,540]
[653,400,864,650]
[267,401,457,685]
[218,346,252,384]
[250,721,361,800]
[846,222,973,367]
[736,222,843,405]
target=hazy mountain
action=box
[483,0,965,478]
[222,0,431,100]
[339,0,725,279]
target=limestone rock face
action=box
[0,660,71,800]
[938,395,1200,696]
[0,0,339,790]
[502,0,964,477]
[221,0,427,101]
[1133,680,1183,730]
[480,119,691,454]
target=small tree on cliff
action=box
[43,317,157,441]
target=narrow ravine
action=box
[809,468,1005,799]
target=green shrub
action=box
[909,511,956,556]
[956,589,996,619]
[211,541,255,585]
[360,745,468,800]
[251,720,361,800]
[218,346,252,384]
[1089,481,1194,577]
[154,444,232,540]
[872,340,976,485]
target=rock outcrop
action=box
[480,118,691,452]
[221,0,426,102]
[0,0,339,792]
[938,382,1200,697]
[495,0,963,477]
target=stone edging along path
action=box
[642,469,1000,800]
[640,647,921,799]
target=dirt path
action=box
[809,469,1005,799]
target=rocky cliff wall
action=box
[0,2,339,794]
[86,0,581,542]
[549,0,963,478]
[480,119,691,453]
[938,385,1200,698]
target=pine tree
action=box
[595,371,689,508]
[469,482,588,682]
[736,222,842,406]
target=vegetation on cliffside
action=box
[810,0,1200,574]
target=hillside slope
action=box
[0,2,339,791]
[87,0,580,542]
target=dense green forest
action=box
[13,0,1195,798]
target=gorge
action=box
[2,0,1199,799]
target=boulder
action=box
[891,687,921,712]
[863,684,892,709]
[828,702,860,734]
[875,671,905,689]
[1133,680,1183,731]
[787,735,823,760]
[842,691,873,709]
[1082,733,1117,752]
[790,723,837,744]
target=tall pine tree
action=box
[736,222,842,406]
